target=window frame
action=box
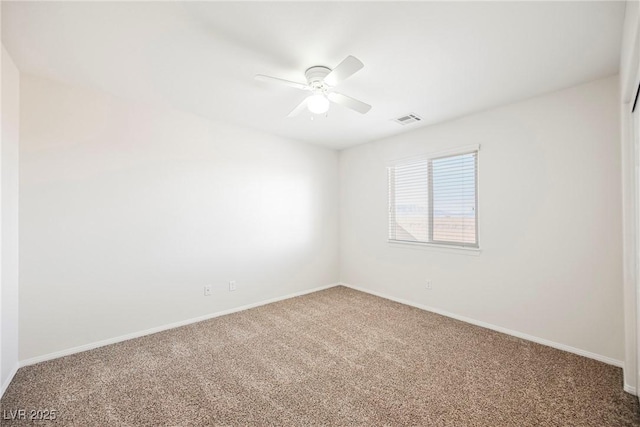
[387,144,480,252]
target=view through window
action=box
[388,148,478,248]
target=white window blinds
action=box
[388,148,478,248]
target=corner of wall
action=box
[0,43,21,399]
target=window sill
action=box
[387,240,481,256]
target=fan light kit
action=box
[307,94,330,114]
[255,55,371,118]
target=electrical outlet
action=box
[426,280,432,290]
[204,285,212,296]
[229,280,236,291]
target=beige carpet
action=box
[1,286,638,426]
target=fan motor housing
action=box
[305,66,331,88]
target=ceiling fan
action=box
[255,55,372,117]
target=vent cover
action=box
[393,113,422,126]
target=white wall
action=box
[340,76,623,363]
[19,74,339,361]
[1,45,20,393]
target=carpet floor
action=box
[1,286,639,426]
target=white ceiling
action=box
[2,1,625,149]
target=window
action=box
[388,146,479,248]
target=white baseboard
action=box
[624,383,637,395]
[20,283,340,368]
[340,282,624,368]
[18,282,625,380]
[1,363,19,399]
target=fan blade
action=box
[328,92,371,114]
[287,97,309,117]
[255,75,309,91]
[324,56,364,86]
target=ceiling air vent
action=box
[394,113,422,126]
